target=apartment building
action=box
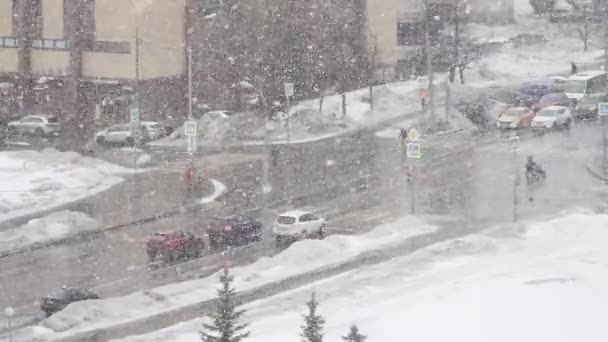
[361,0,398,77]
[0,0,186,131]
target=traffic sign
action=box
[408,127,422,142]
[284,82,294,98]
[406,142,422,159]
[417,76,429,90]
[184,120,197,137]
[599,102,608,116]
[130,108,140,123]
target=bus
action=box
[561,70,608,103]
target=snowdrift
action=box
[0,149,132,224]
[113,212,608,342]
[0,211,99,255]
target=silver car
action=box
[96,124,143,146]
[7,115,61,137]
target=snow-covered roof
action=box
[569,70,607,80]
[278,210,314,218]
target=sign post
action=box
[185,120,197,155]
[284,82,294,144]
[508,134,520,222]
[405,127,423,215]
[599,103,608,176]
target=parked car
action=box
[531,106,573,131]
[519,81,562,100]
[531,92,570,112]
[496,107,536,129]
[40,287,100,317]
[140,121,164,140]
[193,110,234,120]
[574,94,608,119]
[145,231,205,262]
[7,114,61,138]
[486,88,536,107]
[207,215,263,250]
[95,124,143,146]
[272,210,326,245]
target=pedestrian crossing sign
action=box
[406,142,422,159]
[599,102,608,116]
[408,127,421,142]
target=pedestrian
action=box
[571,61,578,75]
[182,160,196,197]
[458,61,466,84]
[448,64,456,84]
[271,144,280,167]
[421,97,427,110]
[399,128,408,143]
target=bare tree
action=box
[576,4,594,51]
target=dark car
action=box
[486,88,536,107]
[519,81,562,100]
[40,287,100,317]
[207,215,263,250]
[532,92,570,112]
[145,231,205,262]
[574,94,608,119]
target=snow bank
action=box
[152,109,351,147]
[0,211,99,254]
[113,212,608,342]
[0,149,132,224]
[26,216,436,338]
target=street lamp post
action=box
[239,81,271,207]
[4,306,14,342]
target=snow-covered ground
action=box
[0,149,133,224]
[113,211,608,342]
[0,211,99,255]
[15,216,437,340]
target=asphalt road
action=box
[1,119,606,330]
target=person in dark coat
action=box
[571,61,578,75]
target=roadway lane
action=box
[2,119,605,327]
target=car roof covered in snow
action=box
[544,105,568,111]
[569,70,607,80]
[278,210,314,218]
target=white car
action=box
[7,115,61,138]
[96,124,143,146]
[272,210,326,243]
[531,105,572,131]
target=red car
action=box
[146,231,205,262]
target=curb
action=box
[585,164,608,182]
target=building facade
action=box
[362,0,399,78]
[0,0,187,139]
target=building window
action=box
[0,37,18,48]
[32,38,70,50]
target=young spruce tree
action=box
[201,267,250,342]
[300,292,325,342]
[343,325,367,342]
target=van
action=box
[562,70,608,102]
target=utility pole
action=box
[423,0,436,131]
[604,0,608,72]
[509,135,520,223]
[188,47,193,120]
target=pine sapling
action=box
[300,292,325,342]
[343,325,367,342]
[200,267,250,342]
